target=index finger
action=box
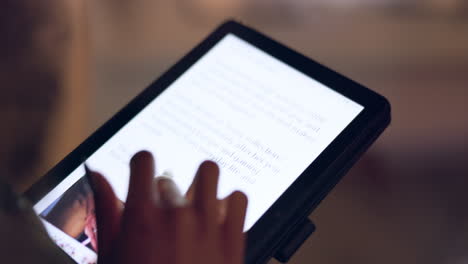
[192,161,220,231]
[125,151,156,209]
[222,191,248,264]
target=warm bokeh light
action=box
[1,1,467,263]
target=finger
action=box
[222,191,248,264]
[185,178,196,202]
[192,161,220,231]
[126,151,155,209]
[121,151,158,250]
[172,208,196,264]
[85,167,121,260]
[155,178,187,208]
[217,198,228,224]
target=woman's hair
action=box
[0,0,69,189]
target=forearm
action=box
[0,178,74,264]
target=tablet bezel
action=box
[26,20,390,263]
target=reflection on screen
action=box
[34,34,364,264]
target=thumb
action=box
[85,166,122,263]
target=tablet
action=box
[26,20,390,264]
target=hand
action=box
[88,151,248,264]
[84,212,98,251]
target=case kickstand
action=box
[273,218,316,263]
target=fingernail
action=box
[161,171,174,179]
[156,178,187,208]
[158,178,178,197]
[159,179,172,193]
[0,177,27,214]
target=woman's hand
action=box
[88,151,248,264]
[84,212,98,251]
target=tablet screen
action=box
[33,34,363,263]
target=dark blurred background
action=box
[25,0,468,263]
